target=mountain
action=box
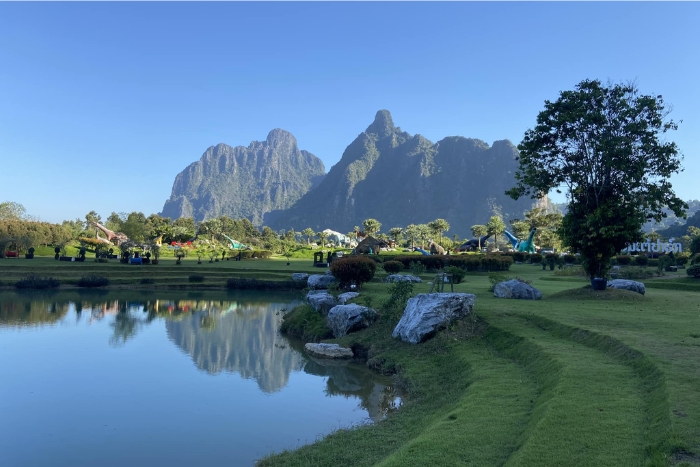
[161,129,325,224]
[265,110,535,235]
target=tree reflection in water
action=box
[0,291,401,422]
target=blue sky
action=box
[1,2,698,224]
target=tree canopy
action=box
[508,79,687,278]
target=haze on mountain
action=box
[265,110,536,235]
[161,129,325,224]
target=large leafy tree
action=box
[0,201,27,221]
[507,79,687,278]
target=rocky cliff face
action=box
[161,129,325,224]
[265,110,535,235]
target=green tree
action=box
[486,216,506,250]
[302,228,315,245]
[389,227,404,245]
[85,210,102,227]
[471,224,488,251]
[316,231,328,249]
[687,226,700,238]
[172,217,196,242]
[405,224,419,249]
[508,79,686,278]
[428,218,450,244]
[362,218,382,236]
[0,201,27,221]
[415,224,430,249]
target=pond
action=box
[0,290,401,467]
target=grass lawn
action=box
[2,257,699,466]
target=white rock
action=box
[392,293,476,344]
[306,290,338,315]
[386,274,422,283]
[308,274,337,289]
[493,280,542,300]
[327,304,377,338]
[338,292,359,304]
[304,343,353,359]
[292,273,309,281]
[607,279,646,295]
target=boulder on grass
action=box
[338,292,359,304]
[493,280,542,300]
[306,290,338,314]
[607,279,646,295]
[386,274,422,283]
[292,273,309,281]
[392,293,476,344]
[308,274,337,289]
[304,343,353,359]
[327,304,377,338]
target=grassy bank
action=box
[261,264,700,467]
[2,257,699,466]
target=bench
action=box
[130,257,142,265]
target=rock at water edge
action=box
[392,293,476,344]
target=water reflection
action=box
[0,291,401,423]
[165,300,304,393]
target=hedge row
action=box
[392,254,513,272]
[226,278,307,290]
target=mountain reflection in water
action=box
[0,291,401,423]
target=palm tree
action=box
[317,231,328,249]
[471,224,488,251]
[416,224,430,249]
[486,216,506,251]
[405,224,419,249]
[389,227,404,246]
[428,219,450,245]
[362,218,382,236]
[302,228,315,245]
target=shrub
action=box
[28,247,35,255]
[409,261,426,276]
[634,255,649,267]
[564,254,576,264]
[481,255,513,271]
[487,273,509,292]
[616,255,632,266]
[692,254,700,265]
[383,261,404,274]
[512,252,526,263]
[280,304,332,342]
[77,275,110,288]
[687,264,700,278]
[545,253,559,270]
[330,256,377,288]
[140,278,155,284]
[445,265,466,284]
[658,255,673,273]
[618,267,654,280]
[676,254,690,267]
[394,255,445,271]
[188,274,205,283]
[554,266,587,277]
[529,253,543,264]
[15,275,60,289]
[237,250,273,260]
[381,281,415,323]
